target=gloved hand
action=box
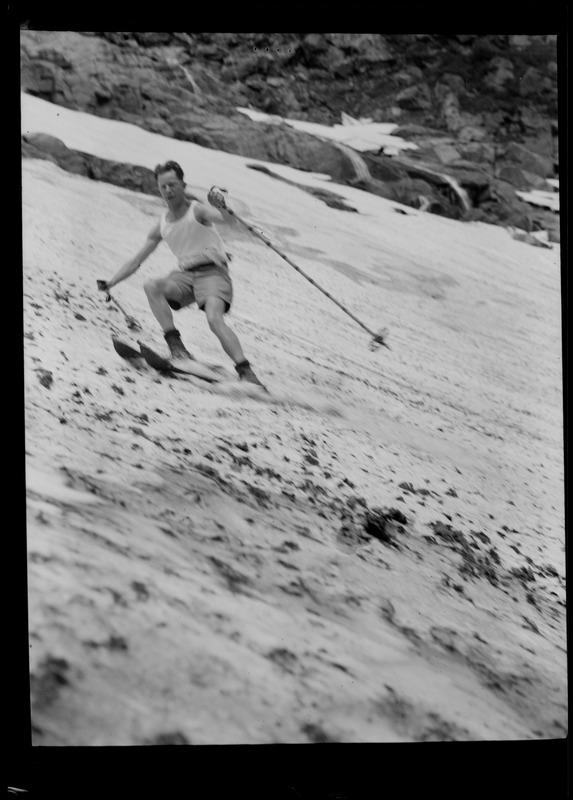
[208,186,228,210]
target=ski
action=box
[137,341,231,383]
[112,335,230,383]
[111,336,270,399]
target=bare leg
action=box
[203,296,246,364]
[143,278,182,332]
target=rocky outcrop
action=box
[20,30,559,227]
[20,31,357,183]
[22,133,159,195]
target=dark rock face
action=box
[22,133,160,195]
[21,31,559,226]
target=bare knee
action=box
[205,310,225,333]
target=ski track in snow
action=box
[23,94,565,745]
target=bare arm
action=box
[193,201,236,227]
[107,222,162,288]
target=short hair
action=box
[154,160,185,181]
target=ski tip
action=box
[112,336,141,359]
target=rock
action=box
[22,134,159,195]
[393,67,424,86]
[19,31,558,229]
[519,66,553,98]
[143,117,174,137]
[22,140,60,165]
[433,142,461,165]
[36,369,53,389]
[328,33,394,62]
[316,45,346,73]
[477,179,534,229]
[433,75,466,106]
[501,143,554,178]
[456,141,495,165]
[483,56,515,91]
[441,92,463,133]
[457,126,487,143]
[547,60,558,77]
[23,133,88,174]
[392,124,447,139]
[392,178,440,209]
[507,228,552,249]
[509,35,533,48]
[395,83,432,111]
[87,158,159,195]
[22,132,69,158]
[348,177,396,202]
[495,165,550,191]
[174,117,357,183]
[302,33,328,52]
[361,152,408,182]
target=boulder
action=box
[485,179,535,229]
[392,67,424,86]
[302,33,329,52]
[496,165,549,191]
[433,74,466,105]
[86,158,159,195]
[501,143,554,178]
[21,139,58,164]
[441,92,463,133]
[22,132,70,158]
[395,83,432,111]
[316,46,347,73]
[495,164,547,191]
[22,133,87,174]
[169,114,357,182]
[509,35,533,48]
[483,56,515,91]
[361,153,408,182]
[433,143,461,165]
[389,177,443,210]
[456,141,495,165]
[22,134,159,194]
[519,66,553,98]
[457,126,487,143]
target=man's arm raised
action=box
[193,187,236,227]
[99,222,162,291]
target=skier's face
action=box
[157,170,185,204]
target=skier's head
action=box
[154,160,186,204]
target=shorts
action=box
[165,263,233,313]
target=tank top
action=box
[159,201,227,270]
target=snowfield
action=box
[22,93,565,744]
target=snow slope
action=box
[22,93,565,744]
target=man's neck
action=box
[167,197,190,218]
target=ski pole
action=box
[224,207,389,350]
[96,281,142,331]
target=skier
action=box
[97,160,265,388]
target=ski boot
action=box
[235,360,267,391]
[164,328,194,361]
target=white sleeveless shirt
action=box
[160,201,227,270]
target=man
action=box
[98,160,265,388]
